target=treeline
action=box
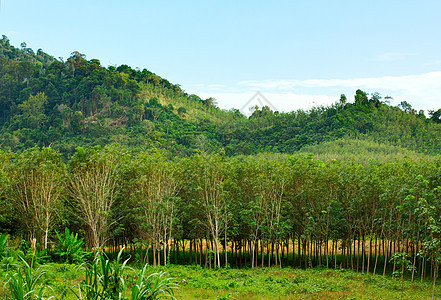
[1,35,441,157]
[1,146,441,279]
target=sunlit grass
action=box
[1,262,438,299]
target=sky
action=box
[1,0,441,115]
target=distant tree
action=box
[383,96,393,105]
[16,92,48,128]
[1,35,9,45]
[398,101,416,114]
[339,94,347,108]
[370,92,381,106]
[250,106,273,118]
[354,89,369,106]
[66,51,86,77]
[429,108,441,123]
[177,106,187,116]
[203,97,217,109]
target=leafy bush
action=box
[55,227,88,263]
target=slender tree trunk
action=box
[189,239,193,264]
[292,237,296,268]
[239,240,242,268]
[357,237,360,272]
[205,238,209,268]
[243,240,246,267]
[157,243,161,266]
[412,241,417,282]
[367,234,372,274]
[362,235,366,273]
[199,239,203,266]
[373,237,378,275]
[234,241,238,267]
[251,238,256,268]
[44,227,49,250]
[332,239,336,268]
[224,229,228,267]
[304,241,308,269]
[432,264,438,300]
[383,239,389,276]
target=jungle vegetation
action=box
[1,36,441,298]
[1,35,441,159]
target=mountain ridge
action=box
[1,35,441,159]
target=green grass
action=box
[133,265,437,299]
[0,263,438,299]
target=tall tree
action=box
[185,153,228,268]
[11,147,65,249]
[68,145,126,249]
[130,150,180,266]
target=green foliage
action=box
[75,248,176,300]
[0,233,7,257]
[2,37,441,158]
[390,252,415,279]
[55,227,87,263]
[299,137,423,164]
[10,146,66,250]
[130,265,177,300]
[161,265,435,299]
[78,248,129,299]
[6,253,46,300]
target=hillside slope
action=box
[1,36,441,158]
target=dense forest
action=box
[1,147,441,279]
[1,35,441,158]
[1,36,441,297]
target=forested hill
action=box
[1,35,441,158]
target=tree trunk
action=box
[383,239,389,276]
[292,237,296,268]
[189,239,193,264]
[432,264,438,300]
[373,237,378,275]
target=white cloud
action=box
[235,72,441,111]
[188,72,441,114]
[238,72,441,91]
[197,92,336,117]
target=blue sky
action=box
[1,0,441,114]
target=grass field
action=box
[163,265,436,299]
[1,262,437,299]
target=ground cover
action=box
[1,262,437,299]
